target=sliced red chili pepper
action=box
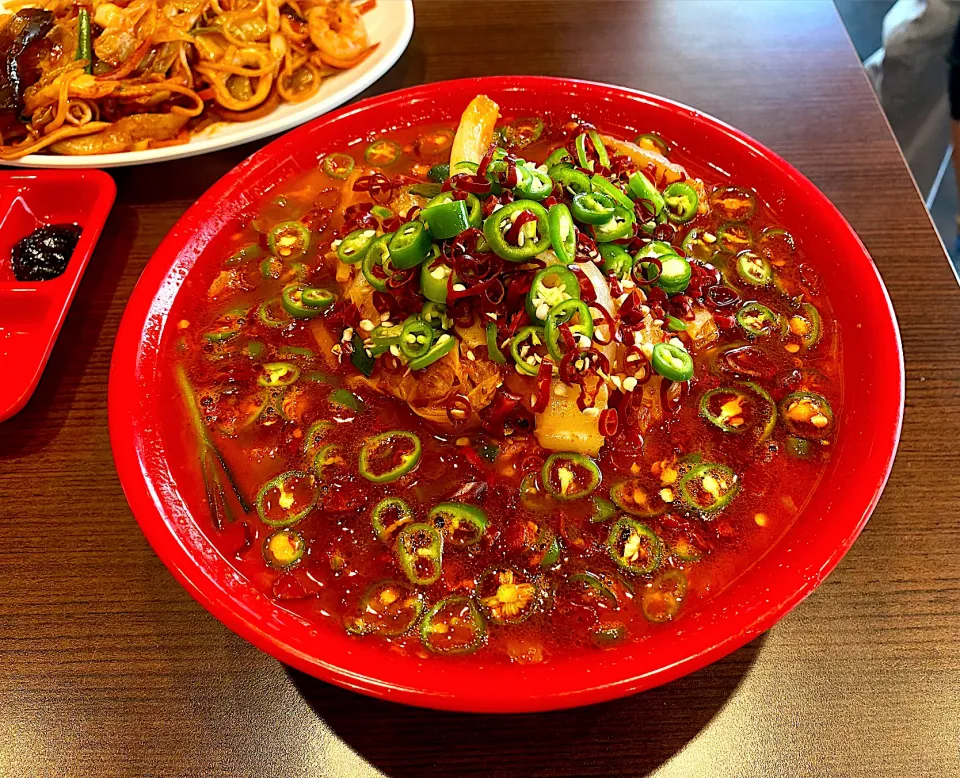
[533,357,553,413]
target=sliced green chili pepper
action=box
[589,496,617,523]
[736,251,773,286]
[504,116,544,148]
[547,203,577,263]
[420,596,486,655]
[350,331,375,377]
[532,528,561,569]
[258,299,288,328]
[483,199,550,261]
[788,303,822,349]
[76,8,92,73]
[699,384,775,436]
[396,523,443,585]
[526,264,580,322]
[510,325,547,376]
[780,391,833,439]
[642,569,687,623]
[575,130,610,171]
[428,502,489,547]
[736,302,781,338]
[651,342,694,382]
[345,579,425,637]
[262,528,305,569]
[427,163,450,183]
[204,322,241,343]
[542,452,601,500]
[329,388,365,413]
[757,227,796,261]
[361,232,394,292]
[666,316,690,332]
[552,166,592,196]
[399,315,435,360]
[281,285,325,317]
[422,199,471,240]
[627,171,665,216]
[679,462,738,512]
[421,301,450,329]
[571,191,616,225]
[409,332,455,370]
[544,299,594,361]
[593,205,635,243]
[322,152,355,179]
[610,479,669,517]
[662,181,698,223]
[364,139,402,167]
[258,361,299,387]
[423,191,483,229]
[635,240,674,260]
[476,567,539,624]
[516,166,553,200]
[710,185,757,221]
[276,345,314,361]
[303,421,334,457]
[717,221,755,254]
[544,147,572,169]
[388,221,432,269]
[486,322,506,364]
[607,517,663,575]
[635,132,670,154]
[591,622,627,647]
[312,443,348,481]
[267,221,310,259]
[786,436,814,458]
[359,430,422,483]
[409,182,443,199]
[680,227,715,260]
[371,205,394,221]
[658,255,692,294]
[256,470,318,527]
[563,571,620,610]
[420,258,453,304]
[371,497,415,541]
[672,536,703,562]
[598,243,633,279]
[590,175,634,211]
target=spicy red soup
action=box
[162,95,840,663]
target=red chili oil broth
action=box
[158,116,842,665]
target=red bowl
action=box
[0,169,115,421]
[109,77,903,713]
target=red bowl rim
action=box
[109,76,904,712]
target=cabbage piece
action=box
[535,381,608,457]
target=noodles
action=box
[0,0,377,158]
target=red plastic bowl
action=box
[0,170,115,422]
[109,77,903,713]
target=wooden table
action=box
[2,1,957,775]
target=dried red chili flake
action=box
[450,299,476,328]
[622,345,652,383]
[668,294,696,321]
[482,194,500,218]
[559,347,609,386]
[652,222,676,243]
[569,267,598,303]
[541,194,560,209]
[660,379,688,417]
[505,209,538,245]
[403,205,421,222]
[589,300,617,345]
[576,231,600,263]
[607,274,624,298]
[533,358,553,413]
[618,291,648,329]
[599,407,619,437]
[704,284,741,310]
[482,389,521,436]
[300,206,333,232]
[446,393,473,426]
[714,313,737,330]
[449,173,492,195]
[382,216,403,233]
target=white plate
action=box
[2,0,413,169]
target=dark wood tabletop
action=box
[2,1,958,775]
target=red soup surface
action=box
[159,97,841,664]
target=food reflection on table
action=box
[167,94,840,663]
